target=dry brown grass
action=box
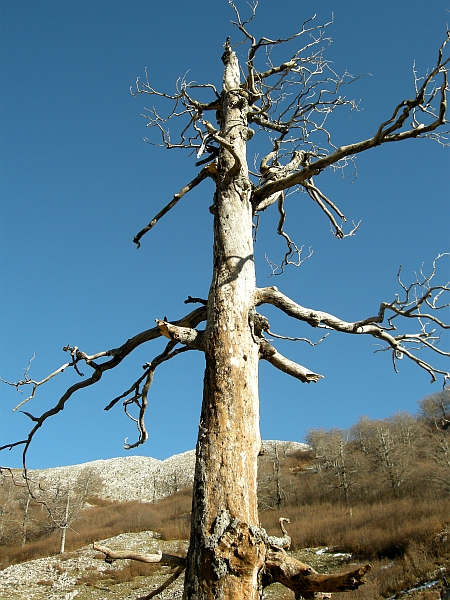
[261,496,450,559]
[260,495,450,599]
[333,544,445,600]
[0,488,192,569]
[1,445,449,600]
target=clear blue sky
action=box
[1,0,449,469]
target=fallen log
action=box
[93,543,186,567]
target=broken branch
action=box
[133,163,216,247]
[0,306,207,468]
[155,319,205,350]
[264,550,371,597]
[256,270,450,383]
[259,339,323,383]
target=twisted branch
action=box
[0,306,207,468]
[255,256,450,383]
[252,32,449,206]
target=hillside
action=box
[1,430,449,599]
[0,531,186,600]
[0,530,361,600]
[28,440,308,503]
[30,452,195,504]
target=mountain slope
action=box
[30,441,308,503]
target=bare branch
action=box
[356,254,450,330]
[112,341,193,450]
[267,329,329,346]
[302,178,346,238]
[133,163,216,247]
[0,306,207,467]
[229,1,334,104]
[265,244,314,277]
[93,543,186,566]
[94,542,188,599]
[255,255,450,383]
[261,190,314,275]
[1,350,84,413]
[259,339,323,383]
[155,319,205,350]
[266,518,292,550]
[131,68,221,154]
[264,550,370,597]
[252,33,449,206]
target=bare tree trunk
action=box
[20,493,31,547]
[274,443,283,510]
[184,42,265,600]
[59,493,70,554]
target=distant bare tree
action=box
[2,3,449,598]
[427,432,450,493]
[257,442,295,510]
[0,470,46,547]
[351,414,424,498]
[419,389,450,431]
[307,428,360,504]
[37,468,101,554]
[419,390,450,492]
[0,474,21,545]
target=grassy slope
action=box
[1,449,449,599]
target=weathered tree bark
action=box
[183,41,265,600]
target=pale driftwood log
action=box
[92,543,186,567]
[264,550,371,599]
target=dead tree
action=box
[1,3,450,599]
[31,468,101,554]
